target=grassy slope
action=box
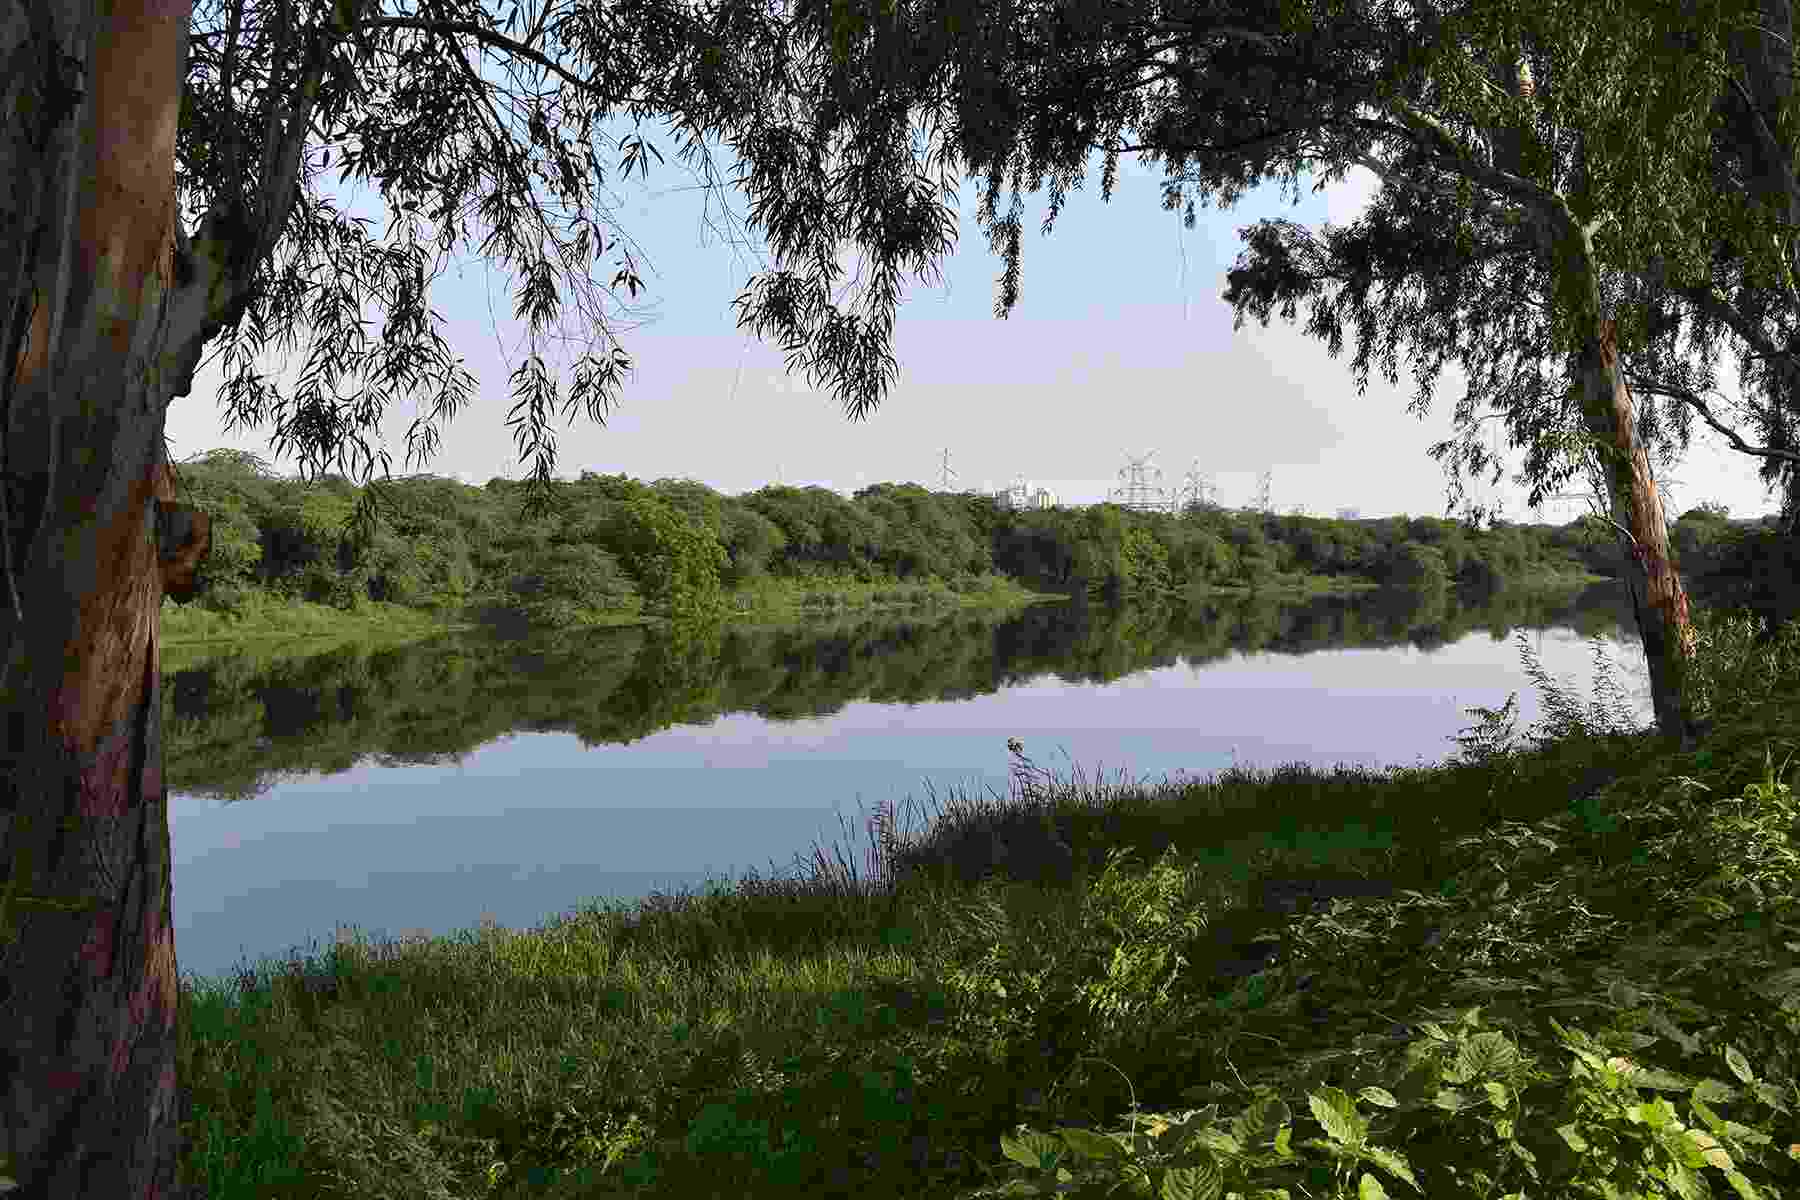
[171,604,1800,1200]
[160,559,1605,654]
[159,572,1064,655]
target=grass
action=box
[1185,565,1610,599]
[160,572,1060,660]
[160,592,484,647]
[170,600,1800,1200]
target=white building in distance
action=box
[1336,507,1362,520]
[990,478,1058,510]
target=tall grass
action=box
[170,601,1800,1199]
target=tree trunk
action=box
[1577,317,1701,747]
[1537,85,1703,750]
[1,0,216,1192]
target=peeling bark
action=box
[1,0,211,1192]
[1578,317,1701,746]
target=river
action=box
[168,578,1658,993]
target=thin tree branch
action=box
[357,15,642,104]
[1623,376,1800,467]
[1726,70,1800,226]
[220,0,248,203]
[1666,263,1800,378]
[1385,94,1581,237]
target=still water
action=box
[168,581,1657,992]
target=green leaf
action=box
[1055,1126,1127,1161]
[1000,1129,1069,1173]
[1160,1157,1226,1200]
[1366,1143,1421,1190]
[1359,1086,1399,1109]
[1721,1168,1764,1200]
[1431,1089,1479,1113]
[1307,1087,1367,1146]
[1684,1129,1734,1171]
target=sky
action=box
[165,34,1788,525]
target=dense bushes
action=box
[166,450,1789,625]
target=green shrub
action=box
[973,1008,1800,1200]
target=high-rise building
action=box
[988,474,1036,510]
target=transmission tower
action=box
[938,447,959,492]
[1254,469,1273,514]
[1174,457,1215,514]
[1107,449,1170,513]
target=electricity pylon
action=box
[1174,457,1215,514]
[1107,449,1170,512]
[938,448,959,492]
[1254,469,1273,514]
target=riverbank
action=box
[171,602,1800,1200]
[159,572,1065,656]
[157,565,1610,657]
[1183,565,1610,598]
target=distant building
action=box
[1336,507,1362,520]
[983,478,1060,510]
[991,476,1051,510]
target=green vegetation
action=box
[172,598,1800,1199]
[164,448,1800,652]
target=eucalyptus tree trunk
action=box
[1575,317,1701,745]
[2,0,222,1192]
[1561,120,1701,747]
[1480,44,1701,747]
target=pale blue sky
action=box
[165,40,1784,523]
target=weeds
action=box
[173,602,1800,1199]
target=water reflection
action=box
[165,581,1652,802]
[167,580,1658,989]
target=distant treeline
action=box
[168,448,1798,628]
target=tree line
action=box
[169,445,1795,626]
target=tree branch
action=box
[1148,21,1282,48]
[1385,94,1579,237]
[1727,70,1800,227]
[1664,259,1800,379]
[1624,375,1800,467]
[358,15,634,104]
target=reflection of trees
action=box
[567,617,729,746]
[165,581,1688,803]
